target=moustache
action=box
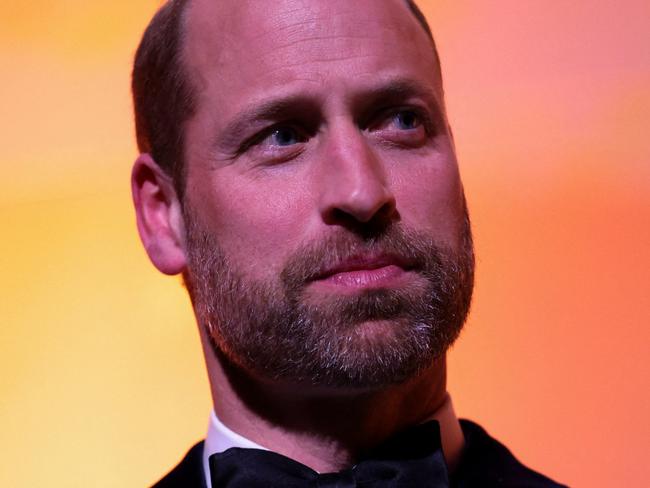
[280,224,445,289]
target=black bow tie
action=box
[209,420,450,487]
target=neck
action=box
[199,325,460,473]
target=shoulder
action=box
[150,441,207,488]
[454,420,568,488]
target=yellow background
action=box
[1,1,648,486]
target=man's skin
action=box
[132,0,467,475]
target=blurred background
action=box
[1,0,648,486]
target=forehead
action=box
[182,0,441,101]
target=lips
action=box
[311,254,413,284]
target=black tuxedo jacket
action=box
[152,419,567,487]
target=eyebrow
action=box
[215,77,443,152]
[216,95,322,152]
[350,77,443,123]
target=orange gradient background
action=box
[1,1,648,486]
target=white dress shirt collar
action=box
[202,394,463,486]
[202,409,268,486]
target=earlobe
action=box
[131,154,187,275]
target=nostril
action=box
[376,200,398,222]
[322,207,358,227]
[328,207,350,224]
[324,201,399,235]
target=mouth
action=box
[310,254,415,290]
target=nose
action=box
[317,124,397,227]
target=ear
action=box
[131,154,187,275]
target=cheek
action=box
[192,174,313,277]
[392,161,465,245]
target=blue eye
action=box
[394,110,421,130]
[269,127,303,146]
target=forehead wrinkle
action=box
[183,0,441,92]
[191,0,429,58]
[183,0,438,64]
[255,8,422,59]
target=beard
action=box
[183,208,474,389]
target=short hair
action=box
[132,0,439,196]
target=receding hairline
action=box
[176,0,441,71]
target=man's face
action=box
[179,0,474,388]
